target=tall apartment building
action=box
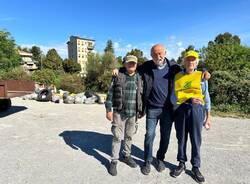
[67,36,95,74]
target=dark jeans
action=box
[174,103,205,168]
[144,107,173,163]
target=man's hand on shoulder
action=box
[202,71,211,80]
[112,69,119,76]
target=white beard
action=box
[153,58,165,67]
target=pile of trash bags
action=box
[22,88,104,104]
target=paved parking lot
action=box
[0,98,249,184]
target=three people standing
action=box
[105,45,211,183]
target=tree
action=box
[30,46,42,62]
[42,49,63,70]
[116,56,123,67]
[214,32,241,45]
[201,32,250,113]
[85,51,116,92]
[98,52,116,91]
[0,30,20,70]
[85,53,102,91]
[170,58,176,63]
[101,51,116,71]
[63,59,81,74]
[201,35,250,73]
[104,40,114,54]
[126,48,148,65]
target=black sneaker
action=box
[155,159,165,172]
[123,156,137,168]
[170,162,186,178]
[192,167,205,183]
[108,161,118,176]
[141,161,151,175]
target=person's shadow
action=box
[59,130,145,171]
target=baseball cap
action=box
[184,50,199,60]
[124,55,138,63]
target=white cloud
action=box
[113,42,120,49]
[179,47,185,51]
[176,41,183,47]
[126,44,132,48]
[168,35,176,41]
[111,41,135,56]
[240,31,250,44]
[163,35,186,59]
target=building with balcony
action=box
[18,50,38,72]
[67,36,95,74]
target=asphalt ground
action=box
[0,98,249,184]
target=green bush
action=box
[0,67,31,80]
[57,73,84,93]
[209,69,250,113]
[97,70,113,92]
[63,59,81,74]
[31,69,57,85]
[31,69,85,93]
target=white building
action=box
[67,36,95,74]
[18,50,38,72]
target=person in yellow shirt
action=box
[170,50,211,183]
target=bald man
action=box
[139,44,179,175]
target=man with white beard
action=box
[139,44,178,175]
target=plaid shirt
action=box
[105,72,138,118]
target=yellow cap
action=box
[184,50,199,59]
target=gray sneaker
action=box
[155,159,165,172]
[123,156,138,168]
[141,161,151,175]
[108,161,118,176]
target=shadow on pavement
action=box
[151,158,176,172]
[185,169,197,182]
[0,106,27,118]
[59,130,144,171]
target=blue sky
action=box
[1,0,250,59]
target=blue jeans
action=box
[144,107,173,162]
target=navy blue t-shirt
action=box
[147,63,169,108]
